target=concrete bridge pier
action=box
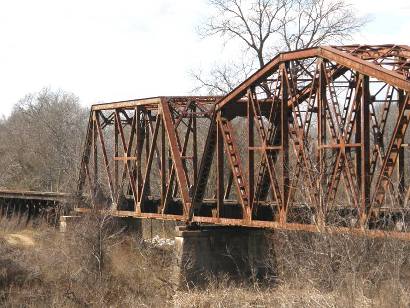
[173,225,276,288]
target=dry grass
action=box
[174,231,410,308]
[0,213,409,307]
[0,214,175,307]
[273,231,410,307]
[173,282,374,308]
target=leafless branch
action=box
[193,0,367,93]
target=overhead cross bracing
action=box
[75,45,410,240]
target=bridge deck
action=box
[0,189,73,202]
[0,189,409,240]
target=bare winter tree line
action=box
[0,88,88,192]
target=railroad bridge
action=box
[1,45,410,279]
[71,44,410,239]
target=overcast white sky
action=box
[0,0,409,117]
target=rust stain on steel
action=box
[23,44,406,240]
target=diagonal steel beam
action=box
[160,99,191,217]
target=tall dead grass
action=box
[0,212,409,307]
[0,213,175,307]
[174,230,410,308]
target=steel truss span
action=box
[76,45,410,240]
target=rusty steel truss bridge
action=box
[1,44,410,240]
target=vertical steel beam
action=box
[145,112,151,196]
[247,89,255,214]
[398,89,405,202]
[317,59,327,224]
[216,119,224,217]
[92,112,98,191]
[280,64,290,224]
[360,75,370,225]
[136,106,142,203]
[192,104,198,189]
[161,115,166,208]
[83,162,95,208]
[355,79,362,190]
[114,110,119,207]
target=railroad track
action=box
[0,189,74,226]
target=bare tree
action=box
[192,61,254,94]
[279,0,365,51]
[193,0,366,94]
[0,88,88,192]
